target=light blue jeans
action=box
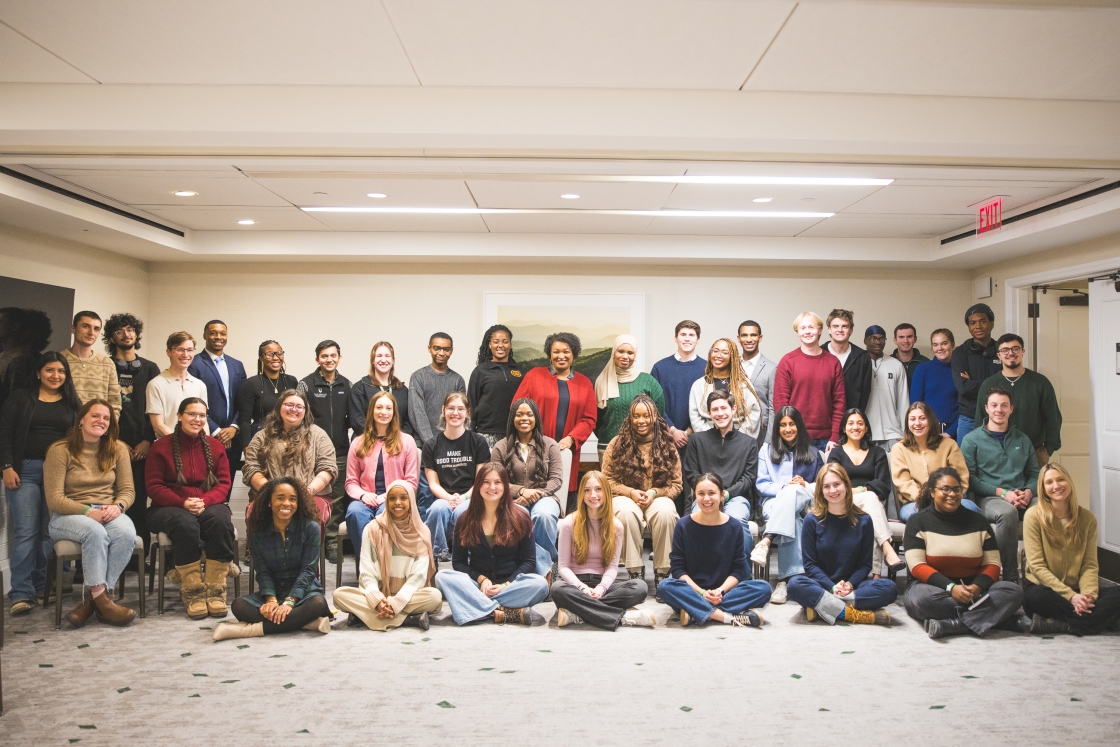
[900,498,980,522]
[48,511,137,590]
[7,460,51,601]
[956,415,976,445]
[760,485,814,579]
[424,500,453,556]
[451,498,557,576]
[434,569,549,625]
[692,496,755,577]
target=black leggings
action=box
[231,594,330,635]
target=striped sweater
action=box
[903,505,1001,591]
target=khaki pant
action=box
[613,495,678,573]
[333,586,443,631]
[852,492,891,576]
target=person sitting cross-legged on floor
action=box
[434,463,549,626]
[551,470,653,630]
[334,480,443,632]
[1023,463,1120,636]
[214,477,331,641]
[902,467,1026,640]
[786,462,897,626]
[657,473,772,628]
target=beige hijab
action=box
[594,334,640,408]
[366,480,436,594]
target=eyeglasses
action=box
[430,346,452,353]
[935,486,964,496]
[171,346,194,354]
[998,346,1023,355]
[264,351,285,359]
[283,404,306,412]
[183,413,208,420]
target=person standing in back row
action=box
[237,341,298,449]
[951,303,1000,444]
[298,340,352,563]
[651,320,707,457]
[62,311,121,414]
[863,325,909,452]
[773,312,846,452]
[468,325,524,448]
[738,320,777,444]
[188,320,248,472]
[891,323,928,392]
[822,309,871,413]
[409,333,465,450]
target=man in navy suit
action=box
[188,319,248,473]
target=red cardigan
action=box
[513,367,597,489]
[772,348,846,443]
[145,432,232,508]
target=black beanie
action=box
[964,303,994,324]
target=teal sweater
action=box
[595,372,665,445]
[960,425,1040,498]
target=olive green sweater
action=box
[44,440,135,515]
[1024,504,1098,600]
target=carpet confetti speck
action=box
[436,701,455,708]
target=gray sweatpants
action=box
[903,580,1023,637]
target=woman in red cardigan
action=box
[145,397,234,619]
[513,332,597,505]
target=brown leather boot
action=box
[204,560,231,618]
[92,589,136,626]
[65,589,97,628]
[177,560,208,619]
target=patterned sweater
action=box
[903,505,1001,591]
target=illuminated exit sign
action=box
[977,197,1003,234]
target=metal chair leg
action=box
[43,553,54,608]
[54,554,64,630]
[157,543,167,615]
[135,545,146,618]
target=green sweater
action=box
[974,369,1061,453]
[960,425,1040,498]
[595,372,665,445]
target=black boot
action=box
[1030,614,1070,635]
[402,611,430,631]
[995,612,1031,634]
[926,617,971,640]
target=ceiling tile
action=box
[302,211,489,233]
[480,213,655,234]
[467,180,676,210]
[662,183,881,212]
[383,0,795,88]
[645,215,823,237]
[141,206,329,231]
[842,185,1076,216]
[0,21,95,82]
[42,170,291,207]
[798,215,969,239]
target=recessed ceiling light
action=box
[367,192,387,199]
[237,219,256,225]
[752,197,773,203]
[301,206,833,219]
[173,191,197,197]
[560,194,580,199]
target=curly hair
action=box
[0,307,52,352]
[606,394,677,490]
[102,312,144,356]
[499,398,548,488]
[544,331,582,360]
[257,389,315,473]
[916,466,964,511]
[476,324,515,365]
[456,463,532,549]
[246,476,319,534]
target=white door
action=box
[1089,278,1120,552]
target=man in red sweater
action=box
[773,312,846,452]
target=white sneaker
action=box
[770,580,788,605]
[620,609,656,628]
[750,542,770,567]
[557,608,583,627]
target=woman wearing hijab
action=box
[688,337,763,439]
[333,480,443,631]
[595,334,665,461]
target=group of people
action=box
[1,301,1115,641]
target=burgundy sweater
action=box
[145,431,232,508]
[772,348,846,442]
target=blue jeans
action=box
[425,500,453,556]
[811,438,831,452]
[434,569,549,625]
[344,500,385,553]
[450,498,555,576]
[48,511,137,590]
[760,484,814,579]
[899,498,980,522]
[692,496,755,578]
[657,577,772,625]
[786,575,898,624]
[7,460,51,601]
[956,414,975,444]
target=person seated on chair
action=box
[601,394,682,590]
[683,389,758,558]
[749,406,823,605]
[1023,463,1120,636]
[657,473,772,628]
[491,397,564,579]
[44,398,138,627]
[333,480,443,632]
[434,463,549,626]
[344,390,419,571]
[902,467,1026,639]
[242,389,335,535]
[214,477,331,640]
[891,401,971,522]
[145,397,234,620]
[551,470,653,629]
[786,463,897,626]
[826,408,905,575]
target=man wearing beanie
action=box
[950,303,1001,443]
[864,325,909,451]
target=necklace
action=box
[1002,373,1023,387]
[266,373,280,394]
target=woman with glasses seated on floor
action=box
[145,397,234,620]
[551,470,653,629]
[434,463,549,626]
[826,408,905,575]
[44,399,138,627]
[214,476,331,640]
[902,467,1026,639]
[657,473,771,628]
[891,402,971,522]
[786,463,896,626]
[334,480,442,632]
[1023,463,1120,636]
[749,406,823,605]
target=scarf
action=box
[366,480,436,595]
[594,334,640,408]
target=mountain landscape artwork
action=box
[498,304,632,381]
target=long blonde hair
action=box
[357,390,402,458]
[703,337,759,433]
[811,463,863,527]
[1037,463,1085,548]
[572,471,617,566]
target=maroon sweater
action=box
[772,348,846,442]
[145,432,232,508]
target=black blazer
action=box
[451,507,537,584]
[0,388,78,473]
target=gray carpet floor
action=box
[3,558,1120,747]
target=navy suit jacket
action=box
[188,351,248,434]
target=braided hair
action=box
[172,397,219,491]
[476,324,515,365]
[607,394,677,490]
[256,340,285,377]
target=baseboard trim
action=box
[1100,546,1120,583]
